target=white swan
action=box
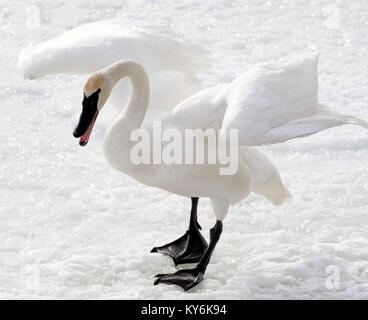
[18,19,209,117]
[72,54,367,291]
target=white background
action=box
[1,0,368,299]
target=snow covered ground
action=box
[1,0,368,299]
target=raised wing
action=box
[221,53,367,146]
[18,19,210,116]
[18,19,209,79]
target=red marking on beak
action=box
[79,110,98,146]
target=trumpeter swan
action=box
[72,54,367,291]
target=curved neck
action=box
[103,61,150,172]
[108,60,149,124]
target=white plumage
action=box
[18,19,209,115]
[172,53,368,146]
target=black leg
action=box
[154,220,223,291]
[188,197,202,230]
[196,220,222,273]
[151,197,208,265]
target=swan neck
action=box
[109,60,149,123]
[103,61,150,173]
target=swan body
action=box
[73,54,367,290]
[100,64,288,209]
[18,19,209,115]
[101,54,366,210]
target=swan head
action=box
[73,73,112,146]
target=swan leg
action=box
[151,197,208,265]
[154,220,223,291]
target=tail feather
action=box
[254,176,293,205]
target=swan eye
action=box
[83,88,101,106]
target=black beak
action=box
[73,88,101,145]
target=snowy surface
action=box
[1,0,368,299]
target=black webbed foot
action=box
[154,268,203,291]
[154,220,223,292]
[151,227,208,265]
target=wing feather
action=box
[221,53,367,146]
